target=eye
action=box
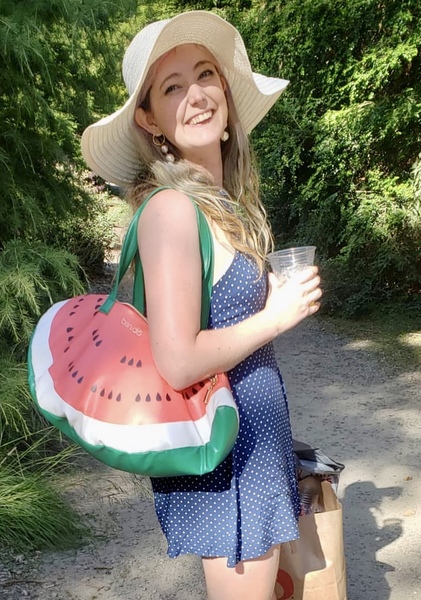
[164,83,180,95]
[199,69,214,80]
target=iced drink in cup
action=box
[267,246,316,284]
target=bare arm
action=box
[138,189,321,389]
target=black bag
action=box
[293,439,345,492]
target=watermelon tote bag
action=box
[28,188,239,476]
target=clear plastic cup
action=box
[267,246,316,283]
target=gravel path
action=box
[2,272,420,600]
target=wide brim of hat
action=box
[81,11,289,187]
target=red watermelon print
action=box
[28,294,239,476]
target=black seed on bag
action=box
[71,371,78,378]
[128,358,134,366]
[100,389,105,397]
[116,394,122,402]
[77,377,83,384]
[145,394,151,402]
[135,394,141,402]
[64,347,69,352]
[156,393,162,402]
[108,392,113,400]
[136,360,142,367]
[66,327,73,333]
[120,356,127,363]
[95,340,102,346]
[166,394,172,402]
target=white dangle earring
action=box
[152,133,175,163]
[221,130,230,142]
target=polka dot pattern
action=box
[151,252,300,567]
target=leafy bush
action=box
[0,354,69,460]
[232,0,421,313]
[0,238,89,551]
[0,445,88,552]
[0,0,144,555]
[0,239,85,360]
[47,182,118,276]
[0,357,34,446]
[0,0,136,248]
[322,179,421,314]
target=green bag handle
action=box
[100,187,214,330]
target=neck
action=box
[184,146,224,187]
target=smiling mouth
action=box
[187,110,213,126]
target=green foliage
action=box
[322,180,421,313]
[46,181,117,276]
[51,209,115,276]
[413,153,421,202]
[0,349,88,553]
[0,237,89,552]
[0,357,34,444]
[0,0,149,556]
[0,0,136,246]
[244,0,421,313]
[0,239,84,359]
[0,444,88,551]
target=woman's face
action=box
[135,44,228,163]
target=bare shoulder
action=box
[138,188,196,228]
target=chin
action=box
[189,133,222,148]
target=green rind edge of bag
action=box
[27,348,238,476]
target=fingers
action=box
[287,272,323,315]
[292,266,319,283]
[303,275,322,297]
[290,267,321,300]
[268,267,322,306]
[265,266,323,334]
[308,301,321,315]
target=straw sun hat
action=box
[81,10,289,187]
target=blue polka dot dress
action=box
[151,251,300,567]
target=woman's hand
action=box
[263,266,322,336]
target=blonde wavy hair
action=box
[128,75,273,274]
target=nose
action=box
[187,83,206,105]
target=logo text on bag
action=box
[121,317,143,336]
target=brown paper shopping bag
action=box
[275,481,347,600]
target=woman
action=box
[82,10,322,600]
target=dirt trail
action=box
[2,271,420,600]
